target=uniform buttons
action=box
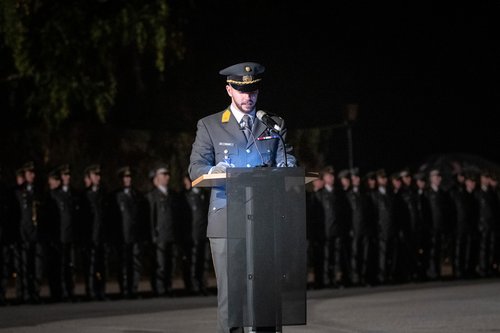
[246,164,251,167]
[246,149,251,153]
[213,207,217,211]
[223,149,228,154]
[267,149,271,153]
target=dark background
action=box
[112,1,500,170]
[2,1,499,179]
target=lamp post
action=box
[344,103,359,170]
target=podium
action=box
[194,167,308,330]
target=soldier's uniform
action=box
[450,172,479,279]
[113,166,147,298]
[318,168,351,287]
[373,169,398,284]
[81,164,109,300]
[0,169,21,305]
[14,162,44,303]
[178,174,210,294]
[305,179,325,289]
[426,169,453,280]
[475,171,498,277]
[347,168,374,286]
[147,165,178,296]
[48,164,82,300]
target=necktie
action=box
[241,114,252,142]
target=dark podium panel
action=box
[227,167,307,328]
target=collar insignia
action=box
[222,109,231,123]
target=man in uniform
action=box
[347,167,374,286]
[82,164,109,300]
[373,169,398,284]
[114,166,147,298]
[148,164,177,297]
[426,169,453,280]
[178,173,210,295]
[14,161,44,303]
[189,62,296,333]
[49,164,82,301]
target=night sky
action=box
[4,2,498,173]
[142,1,499,171]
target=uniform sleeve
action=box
[189,118,216,180]
[275,117,297,167]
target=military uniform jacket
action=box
[51,187,82,243]
[475,188,498,231]
[149,187,176,244]
[346,187,373,237]
[426,187,451,234]
[115,187,144,244]
[182,187,209,242]
[318,187,350,239]
[84,187,108,244]
[15,183,42,243]
[373,188,397,240]
[189,107,296,238]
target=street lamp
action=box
[344,103,359,170]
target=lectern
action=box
[193,167,308,331]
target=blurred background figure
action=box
[305,175,325,289]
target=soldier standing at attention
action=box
[148,165,177,297]
[114,166,146,299]
[82,164,109,300]
[178,173,210,295]
[15,161,44,303]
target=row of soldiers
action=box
[0,161,211,305]
[306,166,500,289]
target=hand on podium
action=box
[210,161,234,174]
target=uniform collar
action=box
[230,104,255,124]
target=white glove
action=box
[209,161,234,174]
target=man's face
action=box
[430,174,442,187]
[340,177,351,188]
[226,85,258,113]
[122,175,132,187]
[155,171,170,187]
[61,173,71,186]
[392,178,402,190]
[402,175,412,186]
[416,179,426,189]
[48,177,61,190]
[351,175,361,186]
[377,176,387,187]
[89,172,101,186]
[24,170,35,184]
[322,173,334,186]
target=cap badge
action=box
[242,75,253,82]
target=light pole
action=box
[344,103,359,170]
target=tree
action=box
[0,0,185,127]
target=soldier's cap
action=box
[350,167,360,177]
[338,169,351,179]
[219,62,265,92]
[375,168,387,178]
[413,172,426,181]
[117,166,132,178]
[48,167,61,180]
[58,164,71,175]
[21,161,35,172]
[364,171,376,180]
[84,164,101,175]
[399,168,411,178]
[464,172,478,181]
[429,169,441,177]
[390,172,402,180]
[154,164,170,176]
[319,165,335,178]
[15,168,24,176]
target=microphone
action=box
[256,110,282,132]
